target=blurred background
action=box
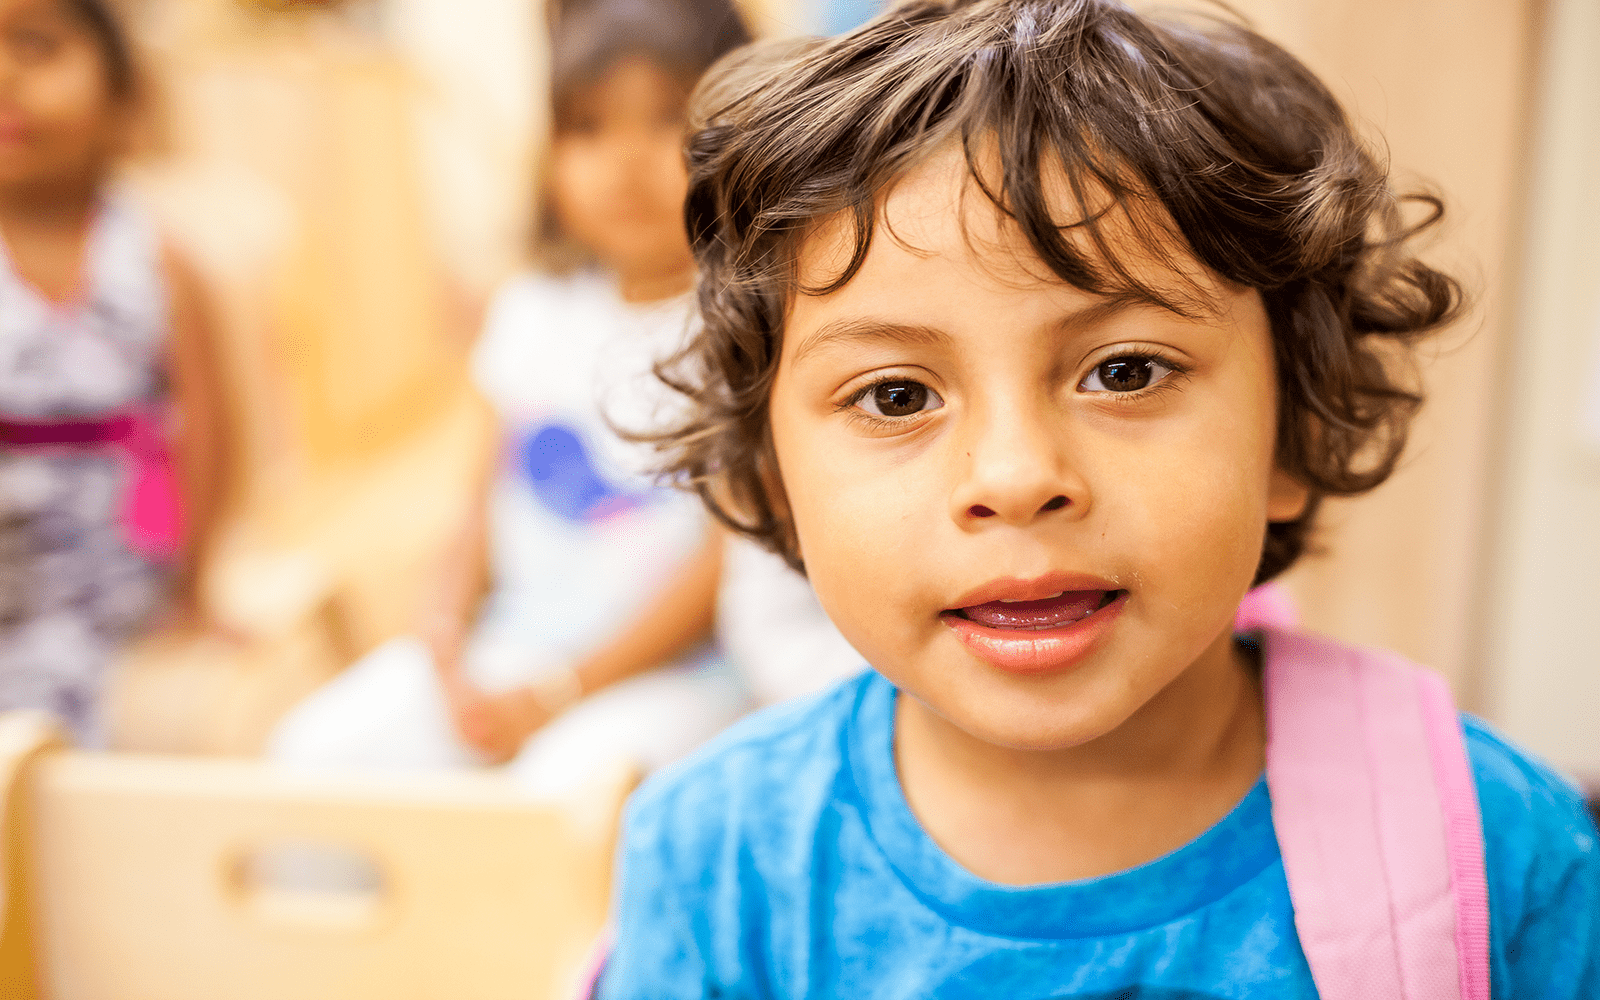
[0,0,1594,991]
[90,0,1592,769]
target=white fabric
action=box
[0,192,168,416]
[269,271,746,787]
[468,270,706,655]
[716,535,866,705]
[268,636,747,796]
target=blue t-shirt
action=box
[601,670,1599,999]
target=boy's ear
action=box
[1267,466,1312,523]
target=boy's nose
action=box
[967,494,1070,519]
[948,408,1088,528]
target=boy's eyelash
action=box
[835,377,933,430]
[834,351,1187,429]
[1083,351,1191,402]
[837,377,891,410]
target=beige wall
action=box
[1220,1,1541,706]
[381,0,543,296]
[1481,0,1600,775]
[1231,0,1599,775]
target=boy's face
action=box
[769,144,1307,752]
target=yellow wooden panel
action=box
[26,753,630,1000]
[0,714,61,1000]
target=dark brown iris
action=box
[872,381,928,416]
[1095,358,1154,392]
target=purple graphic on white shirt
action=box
[518,421,642,523]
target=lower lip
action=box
[942,592,1128,676]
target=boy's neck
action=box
[895,631,1265,886]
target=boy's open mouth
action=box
[945,589,1124,631]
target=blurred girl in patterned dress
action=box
[0,0,226,744]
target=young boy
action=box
[599,0,1600,995]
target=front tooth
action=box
[998,591,1065,604]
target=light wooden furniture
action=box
[0,712,630,999]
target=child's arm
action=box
[418,449,496,681]
[161,243,230,615]
[448,526,723,762]
[568,525,722,691]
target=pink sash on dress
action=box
[0,409,184,559]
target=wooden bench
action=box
[0,712,629,999]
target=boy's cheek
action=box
[785,463,949,635]
[776,416,923,533]
[1084,452,1270,603]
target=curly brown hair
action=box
[650,0,1460,584]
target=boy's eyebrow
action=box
[1050,293,1151,332]
[792,293,1168,365]
[790,318,949,365]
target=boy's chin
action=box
[958,714,1131,755]
[908,680,1140,756]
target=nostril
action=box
[969,505,996,518]
[1040,496,1068,512]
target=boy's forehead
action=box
[793,141,1230,315]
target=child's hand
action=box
[442,679,550,764]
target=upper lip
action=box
[945,572,1122,610]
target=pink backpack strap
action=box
[576,924,613,999]
[1262,628,1489,1000]
[1235,582,1300,632]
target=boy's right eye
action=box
[852,380,944,418]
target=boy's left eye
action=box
[853,379,944,418]
[1079,355,1176,393]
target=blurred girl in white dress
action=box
[269,0,753,793]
